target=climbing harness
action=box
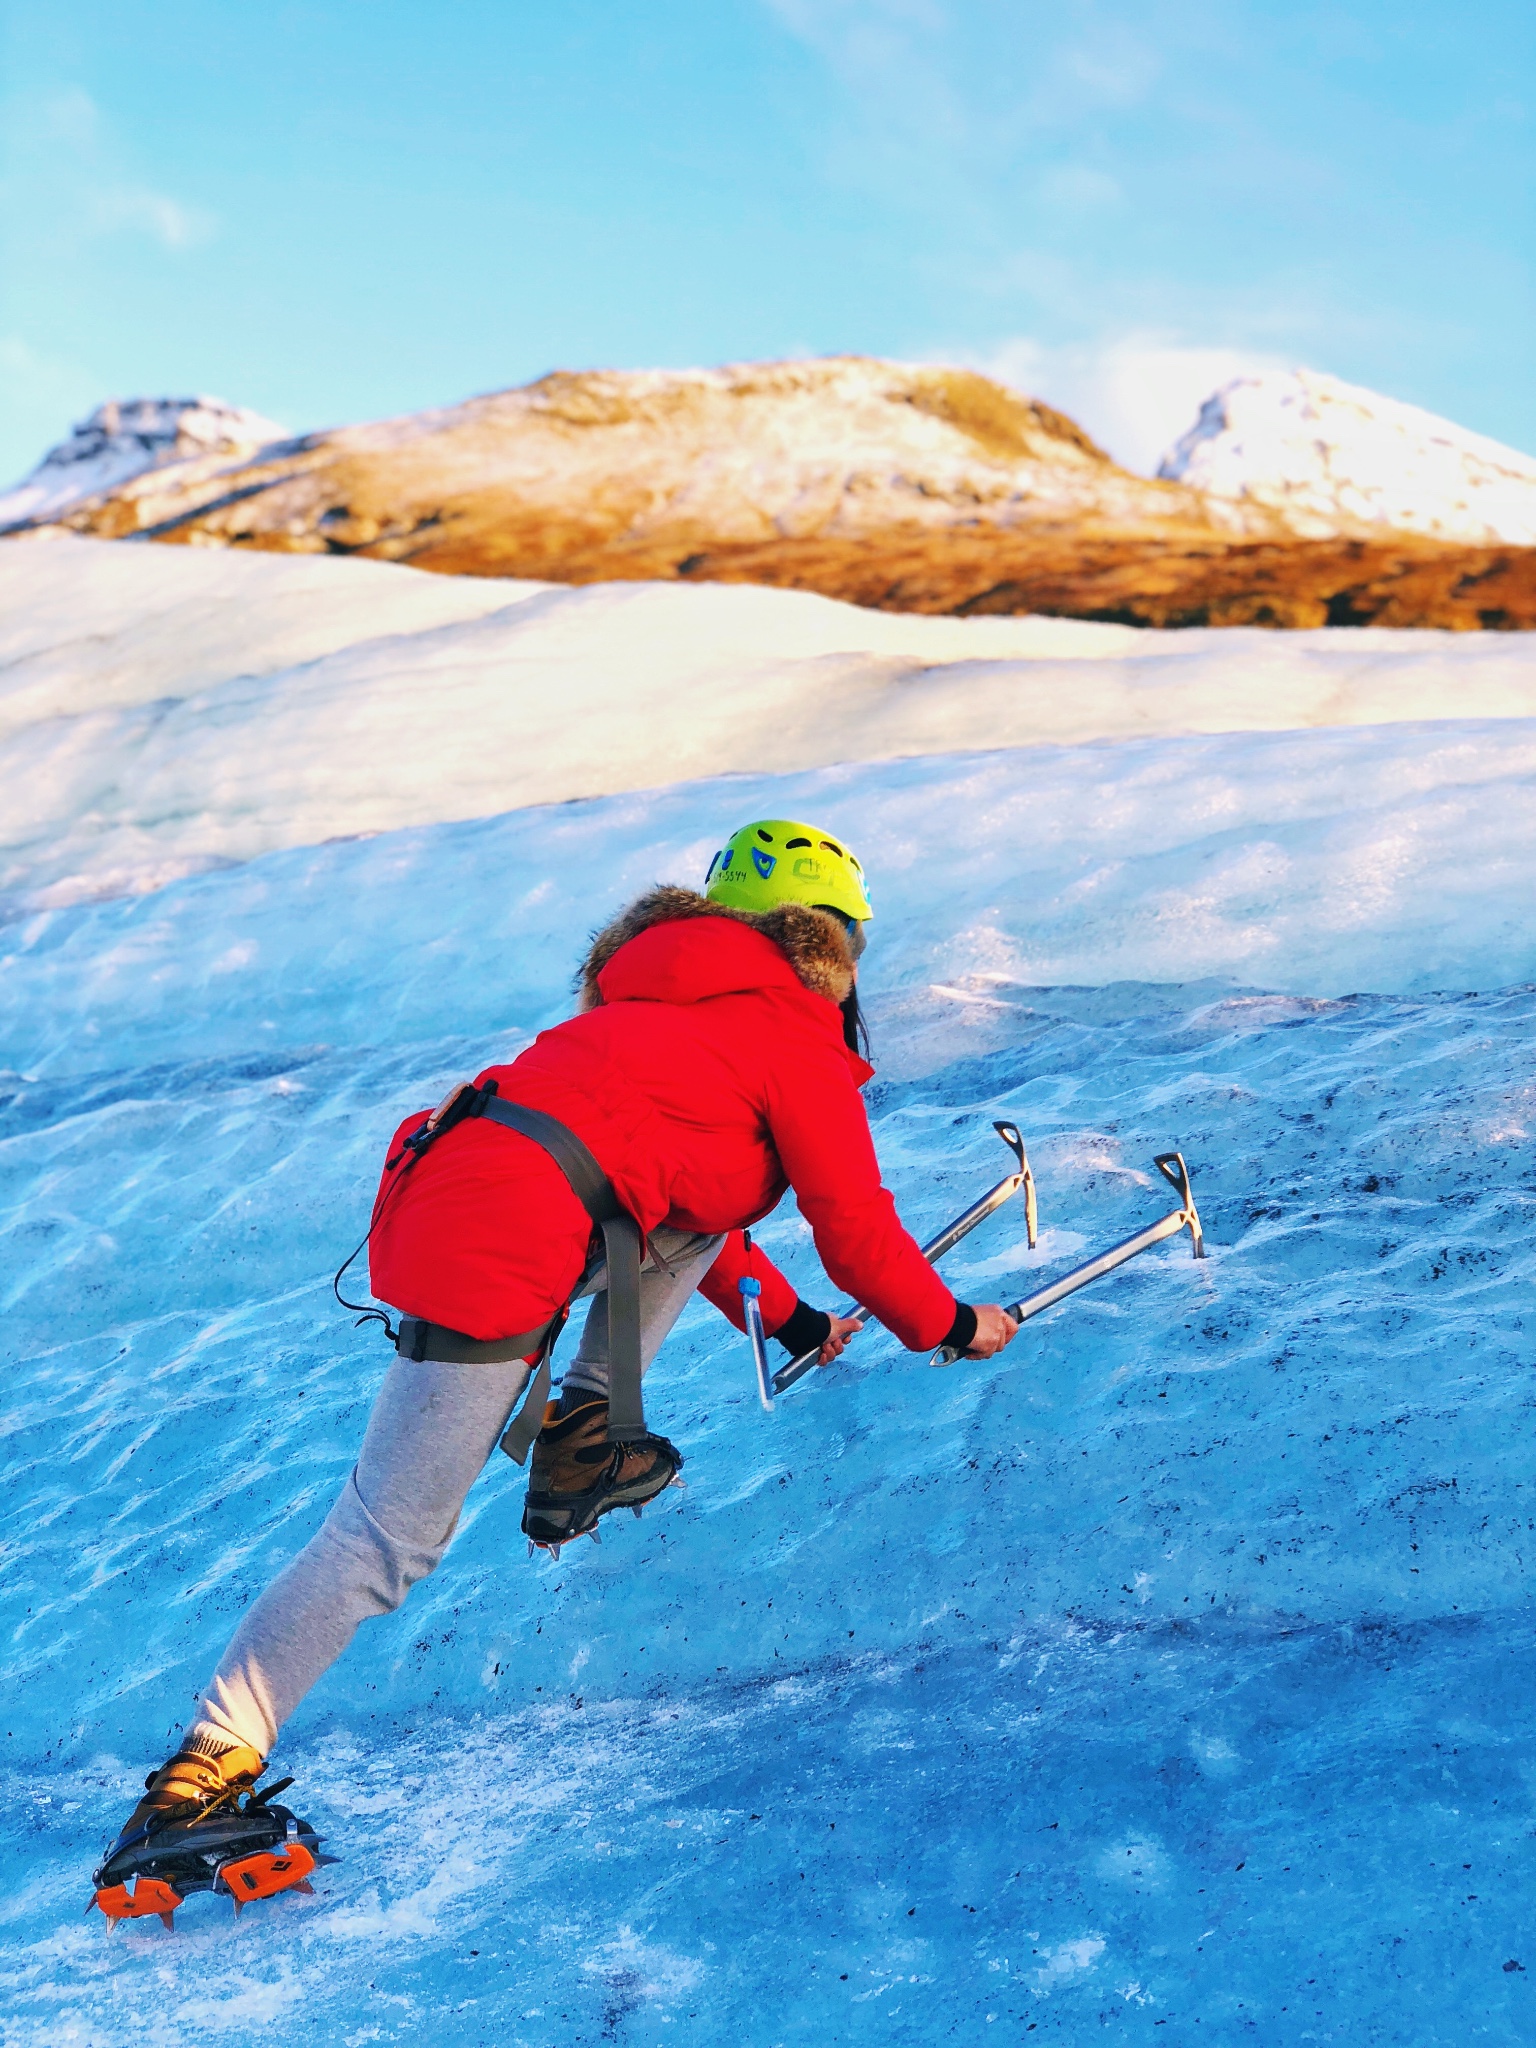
[332,1078,650,1460]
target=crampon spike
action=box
[631,1505,643,1519]
[588,1526,601,1544]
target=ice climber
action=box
[92,817,1020,1924]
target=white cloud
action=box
[1059,33,1161,107]
[765,0,948,55]
[1,87,216,254]
[88,182,214,250]
[960,331,1293,474]
[1033,164,1122,214]
[764,0,1161,150]
[0,90,217,476]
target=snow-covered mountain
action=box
[0,356,1249,553]
[3,361,1533,627]
[0,395,288,531]
[1158,367,1536,544]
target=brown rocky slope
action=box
[14,357,1535,627]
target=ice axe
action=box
[929,1151,1205,1366]
[772,1122,1036,1396]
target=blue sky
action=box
[0,0,1530,480]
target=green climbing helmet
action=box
[704,817,873,924]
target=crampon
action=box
[91,1773,336,1929]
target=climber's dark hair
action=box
[812,904,870,1058]
[841,985,871,1058]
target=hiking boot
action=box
[92,1739,334,1926]
[116,1737,266,1843]
[523,1393,683,1551]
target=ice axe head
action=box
[1153,1151,1205,1259]
[993,1120,1025,1172]
[993,1120,1037,1250]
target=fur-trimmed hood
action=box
[577,886,856,1009]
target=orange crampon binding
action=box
[216,1841,318,1914]
[92,1876,184,1930]
[91,1769,335,1928]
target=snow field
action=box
[6,728,1536,1091]
[2,535,1534,919]
[2,539,1536,2042]
[5,897,1535,2039]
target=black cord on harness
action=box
[332,1228,397,1338]
[332,1077,502,1339]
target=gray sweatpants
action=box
[192,1229,726,1757]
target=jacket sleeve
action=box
[759,1005,959,1351]
[697,1230,801,1335]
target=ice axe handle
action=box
[930,1149,1205,1365]
[740,1277,774,1412]
[994,1122,1037,1252]
[771,1121,1035,1395]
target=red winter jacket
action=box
[368,890,958,1351]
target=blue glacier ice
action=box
[4,731,1536,2043]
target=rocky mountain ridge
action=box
[0,397,289,530]
[3,358,1532,628]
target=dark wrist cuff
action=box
[943,1302,978,1354]
[775,1299,833,1357]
